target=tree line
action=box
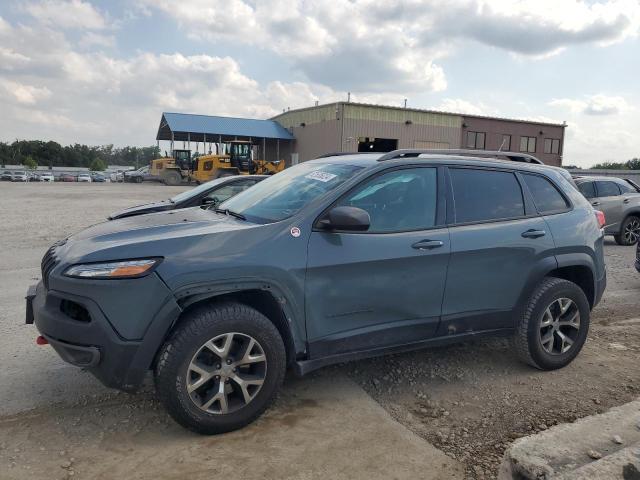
[0,140,160,171]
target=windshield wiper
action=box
[214,208,246,221]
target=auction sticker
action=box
[305,171,337,182]
[290,227,301,237]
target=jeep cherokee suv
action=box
[26,150,606,434]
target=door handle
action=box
[412,239,444,250]
[623,198,631,204]
[521,229,546,239]
[591,201,601,206]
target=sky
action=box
[0,0,638,167]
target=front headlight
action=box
[64,258,162,279]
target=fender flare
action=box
[173,279,306,355]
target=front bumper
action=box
[27,279,181,391]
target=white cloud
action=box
[80,32,116,48]
[141,0,640,93]
[0,79,51,105]
[24,0,108,30]
[549,94,632,116]
[434,98,490,116]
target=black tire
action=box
[162,171,182,186]
[513,277,590,370]
[135,176,143,183]
[154,302,286,434]
[615,216,640,246]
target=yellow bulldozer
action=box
[149,140,285,185]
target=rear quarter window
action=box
[450,168,525,223]
[522,173,569,213]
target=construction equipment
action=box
[149,141,285,185]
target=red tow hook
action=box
[36,335,48,345]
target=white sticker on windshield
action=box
[305,171,337,183]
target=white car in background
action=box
[77,173,92,183]
[12,171,28,182]
[39,172,54,182]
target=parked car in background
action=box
[27,172,39,182]
[636,242,640,273]
[90,172,107,182]
[575,176,640,245]
[77,173,92,183]
[108,175,266,220]
[39,172,55,182]
[1,170,12,181]
[125,166,151,183]
[60,173,77,182]
[28,150,606,434]
[110,170,125,182]
[11,171,28,182]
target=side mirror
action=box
[318,206,370,232]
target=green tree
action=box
[23,155,38,170]
[89,158,106,171]
[628,158,640,170]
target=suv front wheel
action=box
[514,277,590,370]
[154,302,286,434]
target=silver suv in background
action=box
[575,176,640,245]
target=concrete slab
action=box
[0,374,465,480]
[499,398,640,479]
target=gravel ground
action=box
[0,181,639,479]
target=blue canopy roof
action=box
[157,112,294,141]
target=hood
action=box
[77,207,253,242]
[108,199,172,220]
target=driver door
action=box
[305,166,450,357]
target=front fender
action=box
[173,278,306,354]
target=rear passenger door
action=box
[594,181,623,232]
[440,167,557,335]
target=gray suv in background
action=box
[575,176,640,245]
[26,150,606,434]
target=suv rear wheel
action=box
[154,302,286,434]
[514,277,590,370]
[614,215,640,246]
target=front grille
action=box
[41,239,66,289]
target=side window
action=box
[618,182,636,194]
[595,181,621,197]
[205,181,255,203]
[577,181,596,199]
[450,168,525,223]
[203,161,213,171]
[522,173,569,213]
[336,168,437,233]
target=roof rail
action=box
[377,149,544,165]
[316,152,372,159]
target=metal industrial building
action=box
[156,102,566,167]
[272,102,566,166]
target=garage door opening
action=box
[357,137,398,152]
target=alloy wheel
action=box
[624,218,640,244]
[538,298,580,355]
[186,332,267,414]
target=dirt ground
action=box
[0,181,638,480]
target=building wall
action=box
[461,116,565,166]
[272,103,566,166]
[341,103,462,153]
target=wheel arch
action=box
[547,253,598,308]
[169,284,304,368]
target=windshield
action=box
[170,177,232,203]
[219,162,363,223]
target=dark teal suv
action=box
[26,150,606,434]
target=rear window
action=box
[522,174,569,213]
[577,181,596,199]
[596,181,621,197]
[450,168,525,223]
